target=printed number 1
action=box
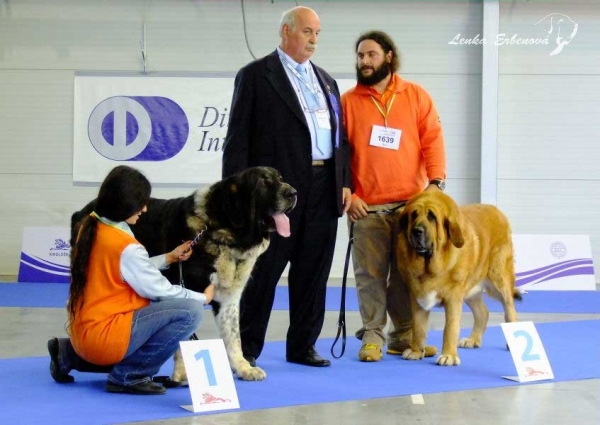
[513,330,540,362]
[195,349,217,386]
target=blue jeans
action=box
[108,298,204,386]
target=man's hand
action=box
[342,187,352,214]
[347,197,369,223]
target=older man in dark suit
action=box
[222,6,351,368]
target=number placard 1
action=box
[500,321,554,383]
[179,339,240,413]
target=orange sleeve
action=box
[417,87,446,181]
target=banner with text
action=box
[513,234,595,290]
[18,227,71,283]
[73,75,358,184]
[73,74,234,184]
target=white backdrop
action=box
[1,0,599,283]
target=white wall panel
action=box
[498,75,600,180]
[0,70,73,174]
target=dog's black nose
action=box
[285,189,298,200]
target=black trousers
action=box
[239,165,338,358]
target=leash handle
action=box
[178,225,208,287]
[331,222,354,359]
[181,225,207,255]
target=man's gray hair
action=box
[279,6,318,36]
[279,8,297,36]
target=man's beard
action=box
[356,62,391,86]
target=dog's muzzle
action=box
[410,225,432,257]
[282,185,298,212]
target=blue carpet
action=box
[1,282,599,314]
[0,320,598,425]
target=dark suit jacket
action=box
[223,50,350,216]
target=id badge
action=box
[314,110,331,129]
[369,125,401,150]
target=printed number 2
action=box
[513,330,540,362]
[195,349,217,386]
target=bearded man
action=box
[341,30,447,362]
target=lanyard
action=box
[279,54,322,99]
[91,212,135,238]
[370,93,396,127]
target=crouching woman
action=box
[48,165,213,395]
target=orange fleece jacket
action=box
[70,223,150,365]
[341,74,446,205]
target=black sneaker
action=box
[47,338,74,383]
[106,380,167,395]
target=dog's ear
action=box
[223,183,245,228]
[444,212,464,248]
[398,210,409,235]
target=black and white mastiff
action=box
[71,166,297,381]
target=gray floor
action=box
[1,277,599,425]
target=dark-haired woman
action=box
[48,165,214,395]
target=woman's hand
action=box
[203,283,215,305]
[166,241,193,266]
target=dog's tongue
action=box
[273,213,291,237]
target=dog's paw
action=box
[171,369,188,382]
[401,348,425,360]
[458,337,481,349]
[436,354,461,366]
[423,345,438,357]
[236,365,267,381]
[171,354,188,382]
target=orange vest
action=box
[70,222,150,365]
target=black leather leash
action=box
[330,222,354,359]
[330,202,406,359]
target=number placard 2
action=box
[179,339,240,413]
[500,321,554,383]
